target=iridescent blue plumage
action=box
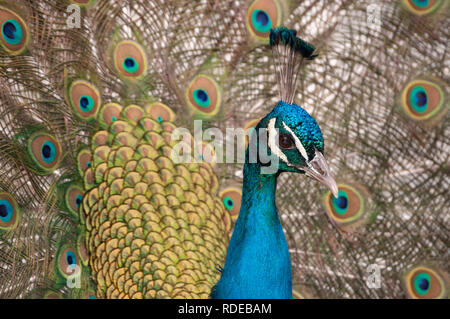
[272,101,324,157]
[211,27,338,298]
[212,101,332,298]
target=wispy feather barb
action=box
[269,27,317,104]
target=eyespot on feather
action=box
[68,80,101,121]
[65,185,84,218]
[56,244,81,279]
[27,132,62,174]
[77,148,93,177]
[219,187,242,222]
[323,183,369,228]
[404,266,447,299]
[185,75,221,117]
[0,7,29,55]
[246,0,282,41]
[400,79,446,122]
[113,40,147,79]
[402,0,444,15]
[0,193,20,231]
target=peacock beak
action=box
[303,149,339,198]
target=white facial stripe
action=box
[267,118,291,166]
[282,121,309,161]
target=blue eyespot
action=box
[114,41,147,78]
[415,92,427,107]
[75,195,82,208]
[414,272,430,295]
[29,133,61,172]
[2,19,23,45]
[66,250,77,270]
[419,278,429,290]
[412,0,429,7]
[124,58,134,67]
[193,89,210,108]
[197,90,207,102]
[157,116,163,123]
[336,196,348,209]
[41,141,57,163]
[79,96,95,112]
[410,86,428,113]
[223,196,234,210]
[122,57,139,73]
[0,199,13,223]
[332,191,349,215]
[186,75,220,115]
[251,9,272,33]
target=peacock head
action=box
[251,26,339,197]
[252,100,338,198]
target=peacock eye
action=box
[279,133,295,149]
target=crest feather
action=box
[269,27,317,104]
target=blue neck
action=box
[212,161,293,299]
[237,162,279,234]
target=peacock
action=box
[211,27,339,299]
[0,0,448,299]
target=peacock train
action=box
[0,0,448,299]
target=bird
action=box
[211,27,338,299]
[0,0,448,299]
